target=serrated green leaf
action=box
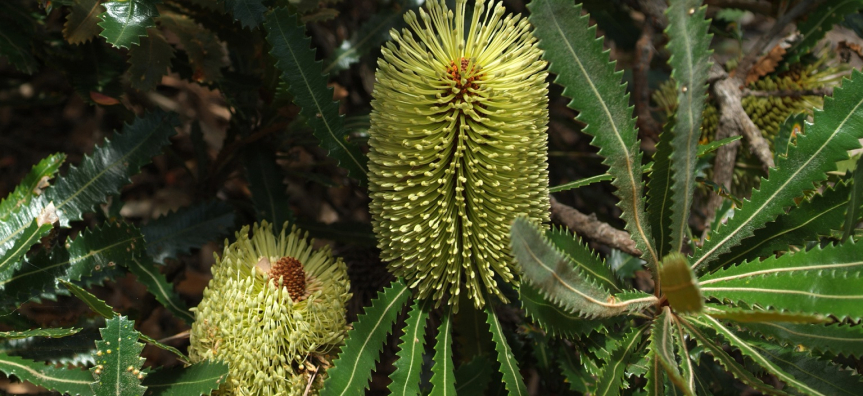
[242,142,294,229]
[558,344,590,393]
[694,315,859,396]
[678,316,787,395]
[510,218,657,319]
[546,226,620,292]
[693,70,863,274]
[0,328,81,340]
[0,352,93,395]
[141,200,234,264]
[485,304,527,396]
[749,341,863,396]
[141,360,228,396]
[0,221,144,309]
[1,327,101,367]
[703,304,830,324]
[128,28,174,91]
[519,283,609,339]
[666,0,712,252]
[265,8,368,184]
[701,239,863,320]
[60,279,116,319]
[64,0,105,44]
[98,0,158,49]
[774,113,806,161]
[388,298,430,396]
[324,6,407,74]
[136,332,187,364]
[842,154,863,241]
[785,0,863,67]
[0,153,64,223]
[697,135,742,157]
[593,324,644,396]
[159,12,226,82]
[429,306,455,396]
[715,180,851,268]
[738,319,863,360]
[550,173,613,192]
[91,315,146,396]
[650,308,693,395]
[645,347,664,396]
[528,0,658,266]
[224,0,266,29]
[321,278,411,396]
[648,123,675,258]
[0,217,54,291]
[0,10,38,74]
[128,256,193,325]
[454,355,492,395]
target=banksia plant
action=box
[190,222,351,395]
[367,0,550,309]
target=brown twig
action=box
[549,196,643,257]
[742,87,834,97]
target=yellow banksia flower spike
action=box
[368,0,550,310]
[189,222,351,395]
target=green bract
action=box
[368,0,550,309]
[189,222,351,395]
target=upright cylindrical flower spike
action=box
[189,222,351,395]
[368,0,550,309]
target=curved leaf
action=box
[593,325,645,396]
[510,218,656,319]
[224,0,266,29]
[0,352,93,396]
[142,360,228,396]
[0,153,64,222]
[64,0,104,45]
[429,306,455,396]
[98,0,158,49]
[91,316,146,396]
[528,0,658,265]
[737,321,863,358]
[785,0,863,66]
[519,283,609,339]
[485,304,527,396]
[321,279,411,396]
[127,28,174,92]
[388,298,430,396]
[694,70,863,273]
[666,0,713,252]
[142,200,235,264]
[128,256,193,325]
[264,8,368,184]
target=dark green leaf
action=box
[714,180,851,268]
[737,321,863,358]
[785,0,863,67]
[91,315,146,396]
[842,154,863,241]
[159,11,226,82]
[0,328,81,340]
[142,360,229,396]
[388,298,430,396]
[693,69,863,274]
[128,256,194,325]
[454,355,493,395]
[774,113,806,161]
[666,0,713,252]
[648,123,675,258]
[142,200,234,264]
[224,0,266,29]
[128,28,174,91]
[324,5,410,74]
[0,13,38,74]
[485,304,528,396]
[528,0,658,266]
[242,142,294,229]
[429,306,455,396]
[0,153,64,223]
[593,325,644,396]
[510,218,657,319]
[700,239,863,320]
[265,8,368,184]
[519,283,609,339]
[321,278,411,396]
[64,0,105,44]
[0,352,93,395]
[98,0,158,49]
[60,279,116,319]
[650,308,693,395]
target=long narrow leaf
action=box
[485,304,527,396]
[264,8,367,184]
[528,0,658,265]
[0,153,64,222]
[142,200,235,264]
[0,352,93,395]
[388,298,431,396]
[694,70,863,273]
[128,256,194,325]
[142,360,229,396]
[666,0,712,252]
[321,279,411,396]
[429,306,455,396]
[593,325,644,396]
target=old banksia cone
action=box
[368,0,550,309]
[189,222,351,395]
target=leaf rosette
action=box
[189,222,351,395]
[367,0,550,310]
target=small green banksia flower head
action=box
[189,222,351,395]
[368,0,550,310]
